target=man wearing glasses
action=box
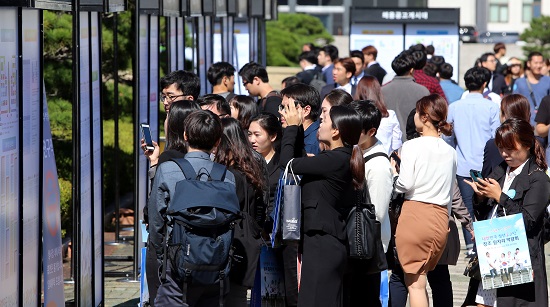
[238,62,282,118]
[480,52,506,96]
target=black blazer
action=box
[266,150,281,216]
[482,138,503,178]
[365,63,387,85]
[319,83,357,101]
[464,157,550,307]
[279,125,355,240]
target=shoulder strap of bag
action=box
[171,158,197,179]
[526,79,538,109]
[364,152,389,162]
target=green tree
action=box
[520,15,550,59]
[266,13,333,66]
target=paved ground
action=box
[58,227,549,306]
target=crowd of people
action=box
[141,41,550,307]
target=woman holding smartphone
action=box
[278,83,364,307]
[392,94,457,307]
[463,118,549,307]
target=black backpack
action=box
[161,158,240,302]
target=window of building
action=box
[523,0,541,22]
[489,0,509,23]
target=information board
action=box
[404,24,459,83]
[0,8,19,306]
[349,23,404,79]
[21,8,40,306]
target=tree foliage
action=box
[266,13,333,66]
[520,15,550,59]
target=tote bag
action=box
[271,159,301,246]
[474,209,533,290]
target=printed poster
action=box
[474,213,533,290]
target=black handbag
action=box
[346,181,388,274]
[463,255,482,281]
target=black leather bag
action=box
[463,255,481,281]
[346,182,388,274]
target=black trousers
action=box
[146,240,161,306]
[280,242,299,307]
[389,263,453,307]
[343,258,382,307]
[297,232,347,307]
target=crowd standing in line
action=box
[141,41,550,307]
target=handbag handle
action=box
[283,158,300,185]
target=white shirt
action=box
[363,140,393,253]
[376,110,402,155]
[489,159,529,218]
[352,72,365,86]
[337,82,353,95]
[394,136,457,206]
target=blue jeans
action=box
[457,175,475,249]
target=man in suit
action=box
[349,50,366,86]
[296,51,322,85]
[318,44,338,85]
[362,45,387,85]
[319,57,357,100]
[480,52,506,96]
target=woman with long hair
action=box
[392,94,457,307]
[463,118,550,307]
[354,75,402,155]
[482,94,531,176]
[215,117,267,306]
[143,99,200,305]
[279,83,364,307]
[229,94,259,130]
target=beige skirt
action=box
[395,200,449,274]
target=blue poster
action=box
[43,86,65,306]
[474,213,533,290]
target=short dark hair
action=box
[349,50,365,64]
[197,94,231,116]
[334,57,357,76]
[391,51,415,76]
[184,110,222,152]
[430,55,445,69]
[282,76,301,87]
[280,83,321,120]
[439,63,454,79]
[239,62,269,83]
[464,67,491,91]
[298,51,318,65]
[349,100,382,133]
[409,45,427,70]
[493,43,506,53]
[160,70,201,100]
[166,100,200,152]
[480,52,496,63]
[527,51,543,62]
[423,62,438,78]
[426,45,435,55]
[321,45,339,62]
[324,89,353,107]
[207,62,236,86]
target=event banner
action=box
[0,8,20,306]
[43,86,65,306]
[22,8,41,306]
[474,213,533,290]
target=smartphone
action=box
[470,169,483,182]
[140,123,155,152]
[390,151,401,166]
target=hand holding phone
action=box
[469,169,483,182]
[140,123,155,152]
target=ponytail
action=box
[533,138,547,170]
[351,145,365,190]
[437,120,453,136]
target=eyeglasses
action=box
[242,80,250,87]
[160,94,184,102]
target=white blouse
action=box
[376,109,402,155]
[394,136,457,207]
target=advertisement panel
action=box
[0,8,19,306]
[21,8,40,306]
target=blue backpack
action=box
[161,158,240,301]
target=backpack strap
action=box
[364,152,389,162]
[209,163,227,181]
[171,158,198,179]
